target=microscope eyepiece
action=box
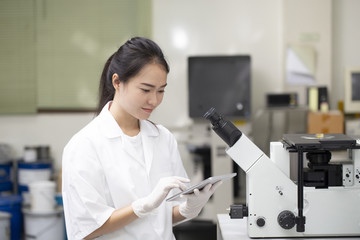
[203,107,242,147]
[204,107,226,129]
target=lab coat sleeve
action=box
[62,135,115,239]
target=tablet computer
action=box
[166,172,237,201]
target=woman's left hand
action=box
[178,181,223,219]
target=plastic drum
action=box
[23,206,65,240]
[0,211,11,240]
[17,162,52,194]
[0,195,22,240]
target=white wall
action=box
[150,0,284,128]
[283,0,332,106]
[332,0,360,109]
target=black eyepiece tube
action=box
[203,107,242,147]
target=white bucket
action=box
[18,162,52,206]
[23,207,64,240]
[28,181,56,213]
[0,211,10,240]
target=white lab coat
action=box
[62,102,188,240]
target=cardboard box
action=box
[307,110,344,134]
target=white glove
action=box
[132,176,190,218]
[179,181,222,219]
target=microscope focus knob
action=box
[278,210,296,229]
[256,217,266,227]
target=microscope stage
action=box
[282,133,358,150]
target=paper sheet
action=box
[286,46,316,85]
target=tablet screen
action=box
[166,172,237,201]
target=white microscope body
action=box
[204,108,360,238]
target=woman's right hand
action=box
[132,176,189,218]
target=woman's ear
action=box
[112,73,120,89]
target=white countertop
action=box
[216,214,249,240]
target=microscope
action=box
[204,108,360,238]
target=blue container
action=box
[55,193,68,239]
[0,181,13,192]
[17,161,52,170]
[0,162,12,181]
[0,162,13,192]
[0,195,22,240]
[55,193,63,206]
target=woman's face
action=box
[114,63,167,120]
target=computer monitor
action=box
[188,55,251,119]
[344,67,360,113]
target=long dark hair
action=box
[96,37,170,115]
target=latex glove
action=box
[132,176,190,218]
[179,181,222,219]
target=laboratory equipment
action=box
[344,67,360,113]
[204,107,360,238]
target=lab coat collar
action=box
[98,102,124,139]
[139,120,159,137]
[98,102,159,139]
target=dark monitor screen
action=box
[351,72,360,101]
[188,55,251,119]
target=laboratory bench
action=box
[217,214,360,240]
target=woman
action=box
[62,37,221,239]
